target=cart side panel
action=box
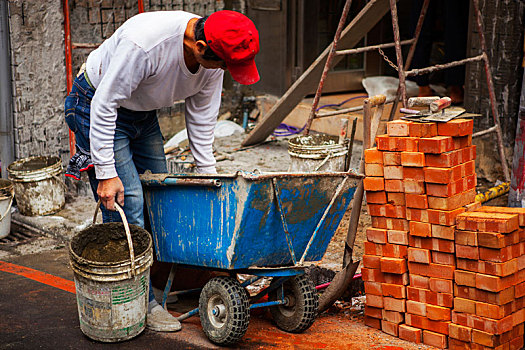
[144,179,244,268]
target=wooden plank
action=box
[242,0,392,146]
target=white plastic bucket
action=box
[288,135,348,172]
[0,179,14,239]
[7,156,65,216]
[69,203,153,342]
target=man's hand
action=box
[97,176,125,211]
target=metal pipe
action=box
[62,0,76,157]
[472,125,497,138]
[335,39,414,56]
[303,0,353,135]
[389,0,407,108]
[138,0,144,13]
[0,0,13,178]
[472,0,510,183]
[249,300,286,309]
[176,307,199,322]
[405,54,484,77]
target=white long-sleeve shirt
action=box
[85,11,224,179]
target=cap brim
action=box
[227,59,260,85]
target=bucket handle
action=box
[0,196,13,223]
[314,151,333,172]
[93,201,136,277]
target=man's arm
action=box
[185,69,224,174]
[89,38,151,209]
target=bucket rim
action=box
[7,156,62,182]
[0,179,14,200]
[69,223,153,267]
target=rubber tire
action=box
[268,274,319,333]
[199,276,250,345]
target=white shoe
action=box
[147,305,182,332]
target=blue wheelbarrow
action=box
[140,171,362,345]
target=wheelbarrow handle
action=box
[93,201,136,277]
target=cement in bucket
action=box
[288,134,348,172]
[7,156,65,216]
[0,179,14,239]
[69,203,153,342]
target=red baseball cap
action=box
[204,10,260,85]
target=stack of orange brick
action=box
[363,118,477,348]
[449,207,525,350]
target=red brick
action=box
[409,236,455,253]
[387,119,411,136]
[429,277,453,294]
[406,208,429,222]
[410,274,429,289]
[386,192,405,206]
[365,163,384,178]
[453,135,472,149]
[362,255,382,269]
[410,221,431,237]
[464,200,481,212]
[457,258,518,277]
[403,180,426,194]
[455,244,479,260]
[364,147,383,164]
[467,313,514,334]
[449,323,472,342]
[409,122,437,138]
[363,177,385,191]
[383,296,406,312]
[408,262,455,280]
[479,243,521,263]
[476,206,525,227]
[455,230,478,246]
[405,313,450,335]
[405,193,428,209]
[476,273,516,292]
[454,297,476,314]
[364,242,408,258]
[456,285,515,306]
[428,207,466,226]
[427,304,451,321]
[382,151,401,165]
[456,212,519,233]
[365,294,383,308]
[368,204,406,218]
[387,229,408,245]
[384,272,409,286]
[427,188,476,211]
[408,247,431,264]
[431,251,455,266]
[380,257,407,274]
[381,320,399,337]
[423,330,447,349]
[385,179,404,192]
[406,300,427,316]
[382,283,406,299]
[515,281,525,298]
[407,286,453,307]
[399,324,422,343]
[403,166,425,181]
[371,217,409,231]
[424,160,476,184]
[364,315,381,329]
[382,309,404,324]
[475,301,514,320]
[437,118,474,137]
[383,165,403,180]
[363,281,382,295]
[376,135,419,152]
[401,151,425,167]
[365,227,388,244]
[431,224,455,240]
[425,145,476,168]
[364,305,382,319]
[366,190,387,204]
[361,267,384,283]
[455,270,476,287]
[426,174,476,197]
[478,230,520,249]
[448,338,472,349]
[419,136,454,154]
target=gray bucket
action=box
[288,135,348,172]
[69,203,153,342]
[7,156,65,216]
[0,179,14,239]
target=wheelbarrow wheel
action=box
[268,274,319,333]
[199,276,250,345]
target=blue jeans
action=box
[65,73,166,302]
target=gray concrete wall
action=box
[9,1,70,163]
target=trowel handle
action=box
[430,97,452,112]
[407,96,440,108]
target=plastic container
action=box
[288,135,348,172]
[0,179,14,238]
